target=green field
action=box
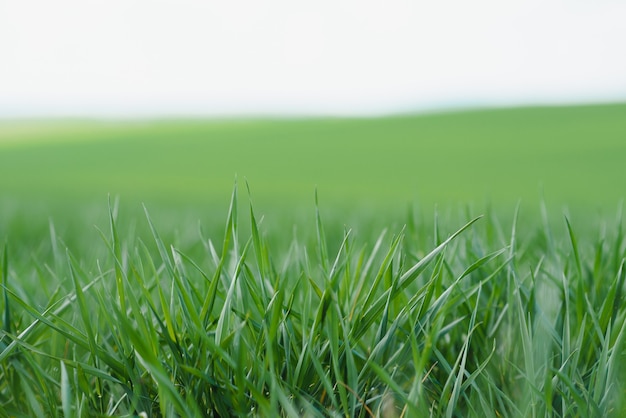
[1,104,626,417]
[1,103,625,212]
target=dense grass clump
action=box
[1,191,625,417]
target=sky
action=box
[1,0,625,118]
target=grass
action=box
[1,185,625,417]
[1,103,626,416]
[1,103,625,213]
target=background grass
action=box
[1,103,625,215]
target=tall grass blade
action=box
[1,244,10,337]
[565,217,585,324]
[315,188,329,273]
[60,360,74,418]
[108,195,126,314]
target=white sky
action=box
[1,0,625,117]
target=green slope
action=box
[1,103,625,214]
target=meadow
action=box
[1,103,625,210]
[1,103,625,416]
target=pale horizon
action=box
[1,0,625,118]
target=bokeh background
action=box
[3,1,626,117]
[1,0,626,225]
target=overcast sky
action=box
[1,0,625,117]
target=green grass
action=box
[1,187,625,417]
[1,103,626,416]
[1,103,625,213]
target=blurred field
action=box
[0,103,625,218]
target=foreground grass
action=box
[1,191,625,417]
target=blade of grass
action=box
[565,217,585,325]
[108,195,126,315]
[315,188,329,274]
[2,244,9,337]
[61,360,74,418]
